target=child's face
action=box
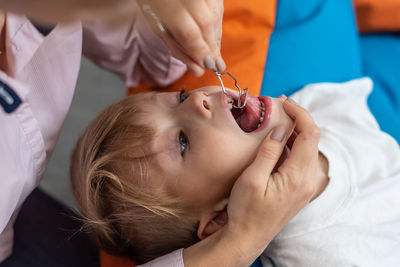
[138,86,293,214]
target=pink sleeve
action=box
[82,4,186,88]
[137,249,184,267]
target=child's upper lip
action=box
[220,92,242,129]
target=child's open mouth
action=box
[229,93,272,132]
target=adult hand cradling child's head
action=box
[217,97,321,263]
[183,96,321,266]
[71,87,321,264]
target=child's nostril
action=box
[203,100,210,110]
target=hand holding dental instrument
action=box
[214,71,249,109]
[138,0,225,77]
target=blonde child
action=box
[71,78,400,266]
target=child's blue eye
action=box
[179,131,188,155]
[179,89,190,103]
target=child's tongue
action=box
[233,95,261,132]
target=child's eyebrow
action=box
[149,132,182,181]
[133,92,159,113]
[149,92,157,102]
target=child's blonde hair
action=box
[70,94,199,264]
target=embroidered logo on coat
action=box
[0,81,22,113]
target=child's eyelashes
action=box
[179,89,191,103]
[178,130,189,156]
[178,89,190,157]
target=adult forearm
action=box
[0,0,135,23]
[183,227,269,267]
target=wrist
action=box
[183,225,269,267]
[222,223,271,265]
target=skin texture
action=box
[131,86,328,250]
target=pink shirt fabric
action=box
[138,248,184,267]
[0,8,186,265]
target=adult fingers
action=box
[183,0,220,66]
[138,0,208,66]
[213,0,224,47]
[138,0,225,73]
[279,99,321,177]
[150,0,210,68]
[206,0,225,71]
[240,125,292,192]
[196,0,225,71]
[161,32,205,77]
[180,0,225,71]
[227,126,291,235]
[138,0,206,76]
[286,130,298,150]
[283,99,320,140]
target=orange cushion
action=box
[355,0,400,33]
[100,251,134,267]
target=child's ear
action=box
[197,199,228,240]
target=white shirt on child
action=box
[261,78,400,267]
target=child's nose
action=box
[187,91,211,118]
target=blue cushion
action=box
[261,0,363,98]
[361,34,400,142]
[260,0,400,143]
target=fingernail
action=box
[188,67,204,77]
[187,66,195,75]
[216,56,226,72]
[279,94,287,101]
[271,126,286,142]
[204,55,216,70]
[287,98,297,105]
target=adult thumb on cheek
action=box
[241,126,289,188]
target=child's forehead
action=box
[130,86,229,127]
[127,92,159,118]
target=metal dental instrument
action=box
[214,71,249,109]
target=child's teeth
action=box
[257,101,265,128]
[227,96,233,110]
